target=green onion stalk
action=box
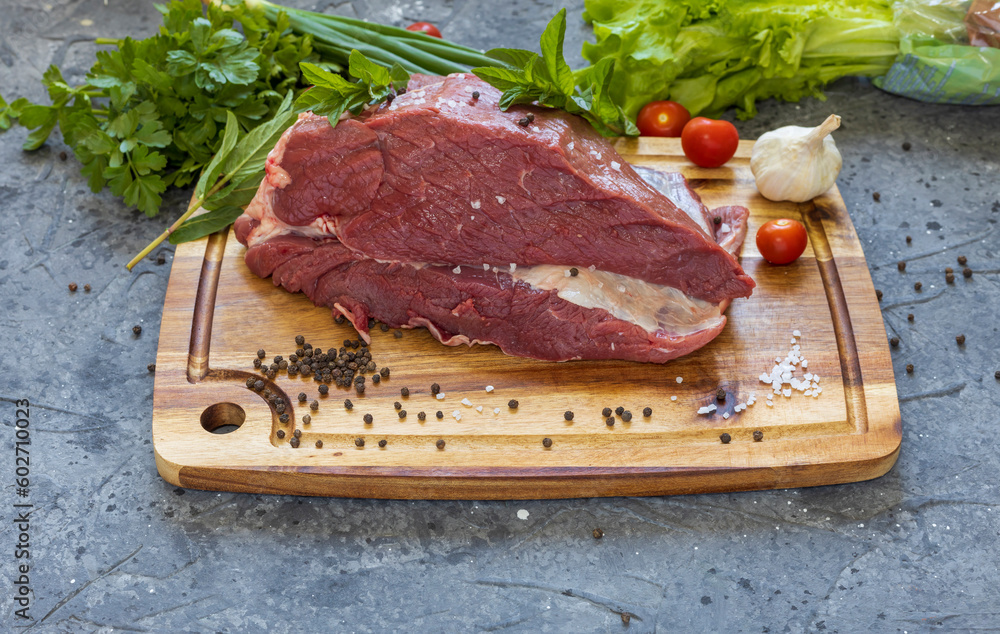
[243,0,503,75]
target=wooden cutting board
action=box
[152,138,901,499]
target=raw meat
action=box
[234,73,753,363]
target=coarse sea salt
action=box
[494,408,501,415]
[611,161,621,171]
[475,405,483,413]
[567,142,575,151]
[676,377,684,384]
[453,410,462,421]
[697,404,717,415]
[723,412,731,419]
[461,398,473,407]
[436,393,446,400]
[485,385,494,392]
[671,396,677,401]
[471,200,481,209]
[453,266,462,274]
[496,195,506,204]
[510,263,517,273]
[483,263,490,270]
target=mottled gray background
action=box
[2,1,1000,632]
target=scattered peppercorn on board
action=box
[151,138,901,499]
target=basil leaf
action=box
[170,205,244,244]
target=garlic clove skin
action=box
[750,114,843,203]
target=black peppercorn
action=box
[133,325,142,336]
[753,430,764,442]
[436,411,444,419]
[907,313,914,322]
[418,411,426,421]
[276,429,285,439]
[378,439,387,448]
[602,407,612,417]
[716,388,726,401]
[621,411,632,422]
[257,349,266,359]
[334,314,346,325]
[946,272,955,284]
[642,407,652,417]
[394,401,402,410]
[472,90,480,100]
[564,411,574,421]
[713,216,721,225]
[431,383,441,395]
[295,335,305,345]
[356,383,365,395]
[720,433,731,444]
[569,267,579,277]
[245,377,254,388]
[380,367,390,378]
[290,437,300,448]
[605,417,615,427]
[906,363,914,373]
[436,439,445,449]
[873,192,881,202]
[363,413,373,424]
[393,330,403,339]
[906,235,912,243]
[897,261,906,272]
[344,399,353,410]
[401,387,410,397]
[275,403,286,415]
[508,399,518,409]
[298,392,307,403]
[902,141,911,151]
[380,323,389,332]
[355,437,365,447]
[266,369,276,380]
[315,440,323,448]
[958,255,967,265]
[318,384,329,395]
[995,371,1000,380]
[526,113,534,123]
[593,528,604,539]
[254,380,264,391]
[398,410,406,419]
[914,281,922,291]
[292,429,301,439]
[963,267,973,278]
[253,358,262,369]
[372,374,381,384]
[84,284,91,292]
[876,289,883,301]
[621,613,631,625]
[542,437,552,448]
[302,414,311,424]
[890,337,899,347]
[310,400,319,411]
[956,334,966,345]
[615,406,624,416]
[518,117,530,126]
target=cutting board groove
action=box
[152,138,901,499]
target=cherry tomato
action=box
[756,218,808,265]
[680,117,739,168]
[636,100,691,137]
[406,22,442,38]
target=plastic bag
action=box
[873,0,1000,104]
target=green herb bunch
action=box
[472,9,638,137]
[0,0,319,218]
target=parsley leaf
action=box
[472,9,638,137]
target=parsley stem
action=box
[94,38,122,46]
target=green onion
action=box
[247,0,502,75]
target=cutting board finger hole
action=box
[201,402,246,434]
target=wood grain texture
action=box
[152,138,901,499]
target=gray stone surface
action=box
[2,1,999,632]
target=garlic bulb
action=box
[750,115,843,203]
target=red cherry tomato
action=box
[680,117,739,168]
[756,219,808,265]
[406,22,442,38]
[636,100,691,137]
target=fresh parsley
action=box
[0,0,319,218]
[472,9,638,137]
[295,51,410,126]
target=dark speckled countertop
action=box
[2,1,999,632]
